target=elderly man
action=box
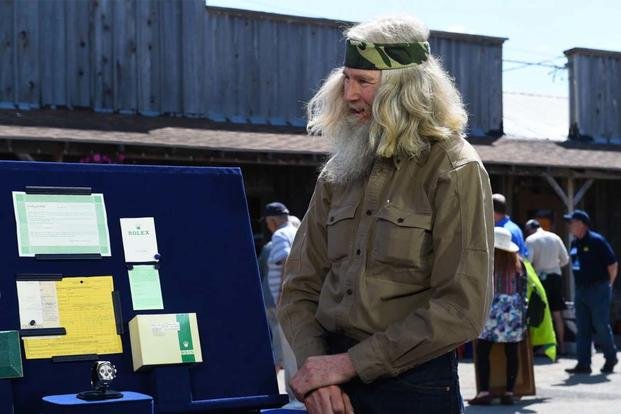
[564,210,618,375]
[278,15,494,414]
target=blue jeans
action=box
[327,334,463,414]
[575,282,618,366]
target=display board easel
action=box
[0,161,287,413]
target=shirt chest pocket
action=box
[326,204,358,262]
[372,205,433,270]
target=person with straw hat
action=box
[469,227,527,406]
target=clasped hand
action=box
[290,353,357,414]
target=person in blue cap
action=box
[564,210,618,374]
[261,201,302,406]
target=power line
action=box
[503,59,566,73]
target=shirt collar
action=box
[496,216,510,226]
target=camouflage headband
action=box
[344,38,430,70]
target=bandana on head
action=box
[344,38,430,70]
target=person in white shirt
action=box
[262,202,302,407]
[525,219,570,354]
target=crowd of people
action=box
[493,196,618,373]
[469,194,619,406]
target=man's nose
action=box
[344,82,360,102]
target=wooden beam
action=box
[483,163,621,180]
[543,174,596,210]
[566,178,576,300]
[0,139,326,166]
[574,179,594,205]
[506,175,514,215]
[544,173,570,208]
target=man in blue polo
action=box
[564,210,618,374]
[493,193,528,258]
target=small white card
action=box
[120,217,159,263]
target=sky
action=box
[207,0,621,97]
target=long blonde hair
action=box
[307,15,468,159]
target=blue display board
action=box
[0,161,286,413]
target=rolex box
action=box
[129,313,202,372]
[0,330,23,379]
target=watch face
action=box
[97,362,116,382]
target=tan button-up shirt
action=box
[278,136,494,383]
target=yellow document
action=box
[22,276,123,359]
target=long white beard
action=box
[319,118,376,185]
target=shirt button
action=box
[356,249,361,255]
[397,218,404,223]
[366,210,372,216]
[329,216,335,222]
[346,289,353,295]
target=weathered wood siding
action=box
[566,48,621,144]
[0,0,504,134]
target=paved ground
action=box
[460,353,620,413]
[277,352,621,413]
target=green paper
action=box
[12,192,111,257]
[128,265,164,310]
[0,331,23,379]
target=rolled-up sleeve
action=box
[348,161,494,382]
[277,181,331,366]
